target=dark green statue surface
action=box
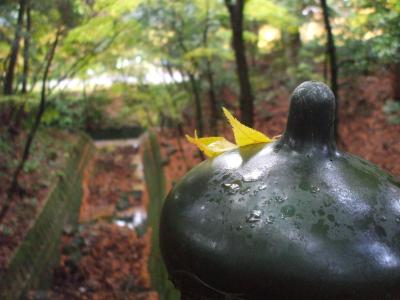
[160,81,400,299]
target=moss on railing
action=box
[0,131,95,300]
[142,131,180,300]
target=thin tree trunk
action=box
[391,62,400,101]
[320,0,339,140]
[173,20,205,137]
[28,59,46,93]
[323,51,328,81]
[9,0,32,134]
[283,29,302,85]
[203,0,219,135]
[21,0,31,94]
[3,0,26,95]
[249,21,259,68]
[163,60,192,94]
[176,123,190,171]
[225,0,254,127]
[205,59,219,135]
[1,28,61,221]
[188,72,204,137]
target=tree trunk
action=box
[391,62,400,101]
[249,21,259,68]
[2,28,61,221]
[283,29,302,86]
[323,51,328,81]
[225,0,254,127]
[188,72,204,137]
[21,0,31,94]
[205,59,219,135]
[9,0,32,134]
[203,0,219,135]
[3,0,26,95]
[176,123,190,171]
[173,20,205,137]
[320,0,339,140]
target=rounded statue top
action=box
[281,81,336,153]
[160,80,400,300]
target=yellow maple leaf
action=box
[222,107,272,146]
[186,131,238,158]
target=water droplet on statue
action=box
[246,210,262,224]
[274,195,286,203]
[265,216,275,224]
[311,186,320,193]
[222,180,242,194]
[242,169,263,182]
[258,184,267,191]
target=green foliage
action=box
[383,100,400,124]
[339,39,378,75]
[337,0,400,76]
[37,94,85,129]
[23,158,40,173]
[0,224,12,236]
[245,0,299,32]
[84,94,111,129]
[364,0,400,63]
[56,170,66,179]
[1,0,400,134]
[0,136,12,157]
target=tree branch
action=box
[1,27,61,222]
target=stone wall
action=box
[142,131,180,300]
[0,131,95,300]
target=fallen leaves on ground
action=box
[47,143,156,300]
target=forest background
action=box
[0,0,400,238]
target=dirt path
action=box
[38,139,157,300]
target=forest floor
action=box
[35,140,158,300]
